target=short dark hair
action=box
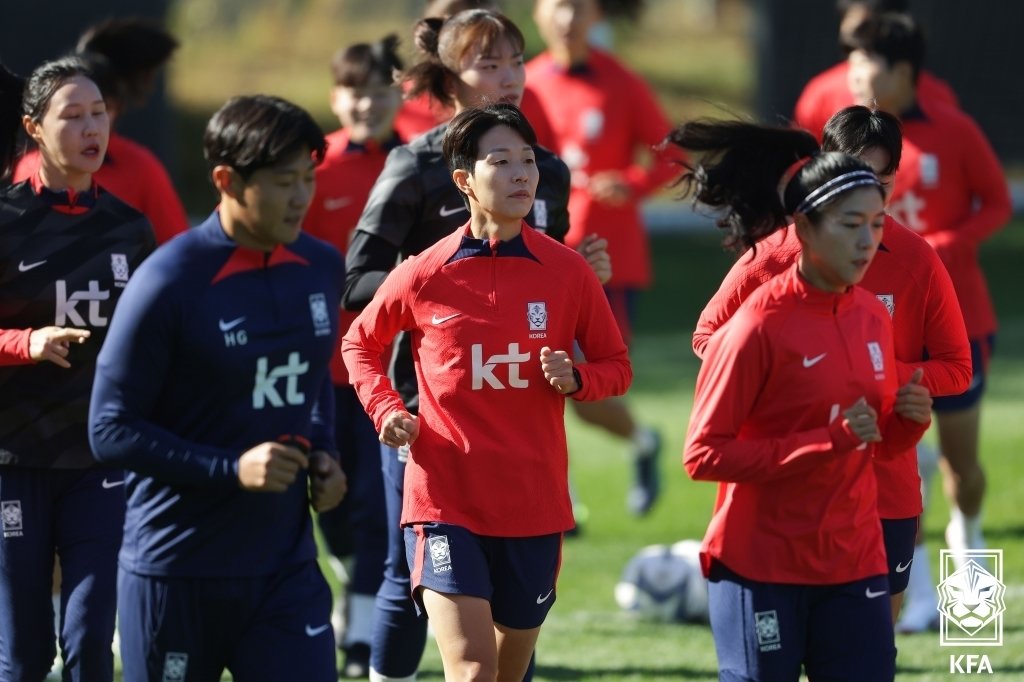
[443,103,537,208]
[203,95,326,179]
[847,12,926,82]
[822,105,902,173]
[835,0,908,19]
[331,34,403,88]
[77,18,178,106]
[665,120,882,252]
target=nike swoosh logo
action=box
[536,589,554,604]
[865,587,887,599]
[439,204,467,218]
[803,353,827,368]
[895,560,912,573]
[18,260,46,272]
[323,196,352,211]
[305,623,331,637]
[218,317,246,332]
[101,478,125,489]
[431,313,461,325]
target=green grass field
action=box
[404,222,1024,681]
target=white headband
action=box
[795,170,881,215]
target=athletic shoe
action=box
[627,427,661,516]
[341,642,370,679]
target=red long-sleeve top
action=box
[0,329,32,365]
[886,104,1011,338]
[692,218,970,518]
[394,86,554,146]
[793,61,959,140]
[685,264,930,584]
[15,133,188,245]
[343,223,632,536]
[523,49,681,288]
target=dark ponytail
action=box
[403,17,451,105]
[401,9,524,109]
[0,64,25,181]
[666,120,880,252]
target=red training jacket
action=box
[887,103,1011,339]
[343,223,632,536]
[523,49,681,288]
[685,264,930,584]
[692,217,970,518]
[0,329,32,365]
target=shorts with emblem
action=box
[707,560,895,682]
[882,516,918,594]
[404,522,562,630]
[117,560,335,682]
[933,335,994,412]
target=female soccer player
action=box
[847,14,1012,630]
[13,18,188,244]
[669,120,932,681]
[691,106,971,623]
[0,56,155,682]
[343,102,631,682]
[302,34,404,678]
[526,0,681,516]
[343,10,607,680]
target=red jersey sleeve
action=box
[130,146,189,244]
[684,309,860,484]
[621,73,681,199]
[341,259,418,430]
[692,228,801,358]
[0,328,32,365]
[927,116,1011,253]
[571,264,632,401]
[893,241,971,396]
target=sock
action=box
[631,426,657,457]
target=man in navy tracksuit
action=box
[89,95,347,682]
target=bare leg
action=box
[494,623,541,682]
[421,590,498,681]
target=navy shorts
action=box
[882,516,918,594]
[707,561,895,682]
[933,335,994,412]
[117,560,335,682]
[404,522,562,630]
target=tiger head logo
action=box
[937,559,1006,635]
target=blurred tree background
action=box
[3,0,1020,215]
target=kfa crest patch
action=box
[162,652,188,682]
[111,253,130,286]
[1,500,23,537]
[428,535,452,572]
[528,302,547,331]
[309,293,332,337]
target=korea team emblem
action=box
[754,610,781,652]
[162,652,188,682]
[938,549,1006,646]
[1,500,23,537]
[528,302,547,331]
[110,253,130,286]
[428,535,452,572]
[309,293,332,337]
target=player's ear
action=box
[211,165,243,200]
[452,168,475,202]
[22,115,42,145]
[793,212,814,244]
